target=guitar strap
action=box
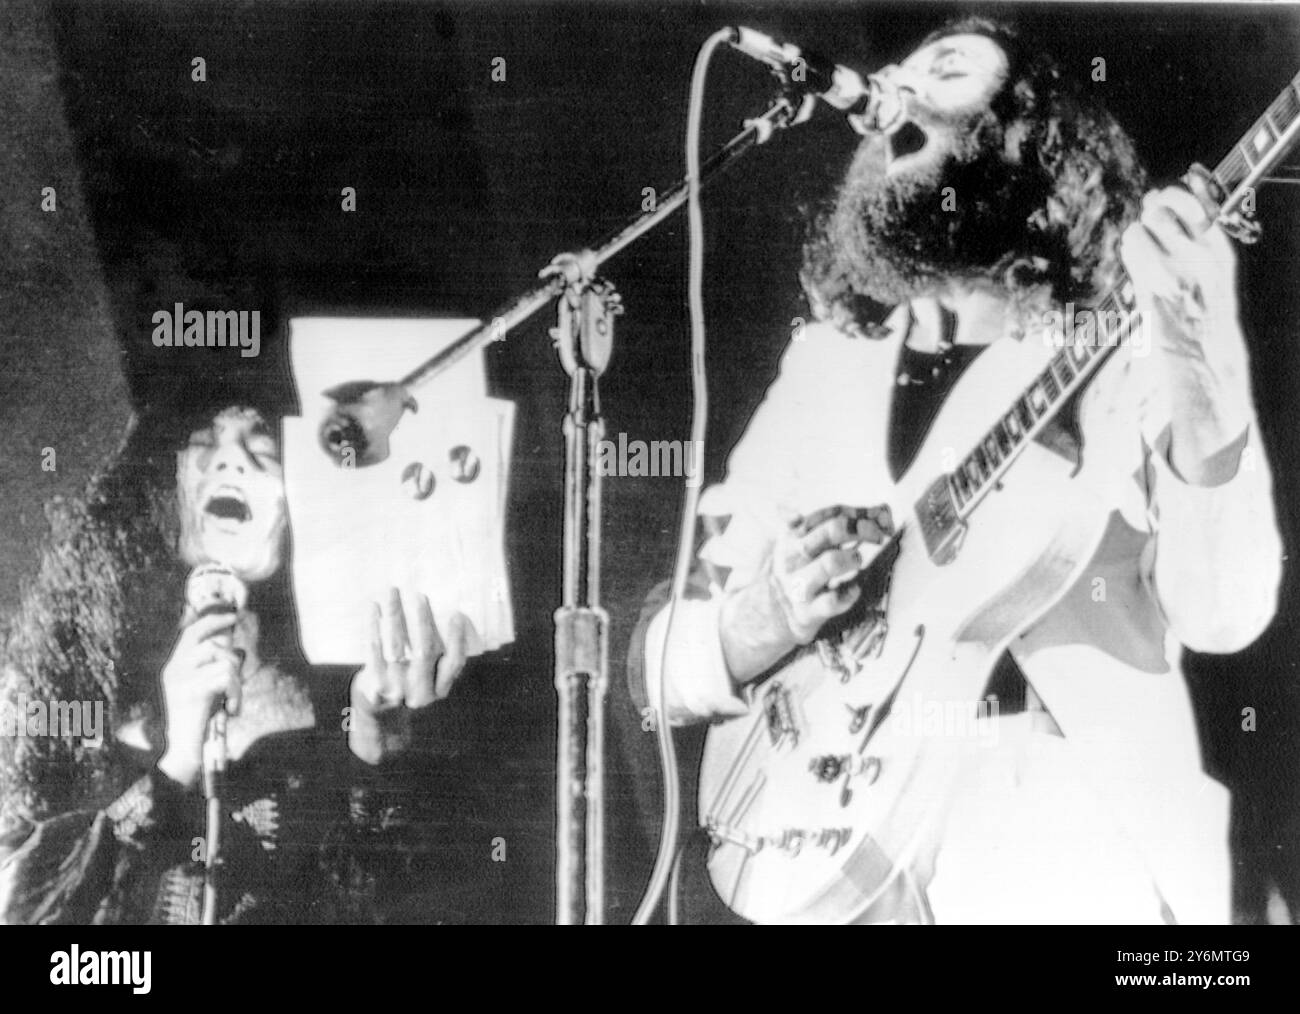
[886,304,1038,718]
[885,305,985,482]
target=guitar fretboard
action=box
[945,68,1300,519]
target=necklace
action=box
[896,304,964,388]
[895,325,982,388]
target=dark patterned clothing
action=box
[0,670,415,925]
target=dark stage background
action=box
[2,0,1298,922]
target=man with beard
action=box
[628,18,1282,923]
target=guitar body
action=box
[696,67,1300,923]
[699,335,1125,924]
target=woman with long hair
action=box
[0,390,469,923]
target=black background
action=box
[13,0,1300,922]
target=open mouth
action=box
[203,487,251,527]
[888,120,929,163]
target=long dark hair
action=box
[801,16,1148,330]
[0,389,300,827]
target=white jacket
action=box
[643,303,1283,923]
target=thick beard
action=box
[811,110,1048,307]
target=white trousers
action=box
[922,715,1231,925]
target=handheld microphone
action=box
[726,26,900,135]
[184,563,248,794]
[185,562,246,927]
[185,562,249,623]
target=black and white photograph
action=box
[0,0,1297,976]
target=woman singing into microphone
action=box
[0,394,471,924]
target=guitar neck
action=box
[944,67,1300,522]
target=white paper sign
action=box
[285,317,514,665]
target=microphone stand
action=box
[537,90,811,926]
[334,77,817,925]
[392,92,814,394]
[201,709,228,926]
[547,253,617,926]
[184,566,245,926]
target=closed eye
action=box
[238,430,276,455]
[248,449,280,469]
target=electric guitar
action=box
[698,69,1300,925]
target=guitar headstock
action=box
[1193,66,1300,245]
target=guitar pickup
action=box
[916,475,966,565]
[764,682,798,749]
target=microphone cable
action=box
[632,26,731,925]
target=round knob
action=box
[810,755,844,783]
[449,445,481,484]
